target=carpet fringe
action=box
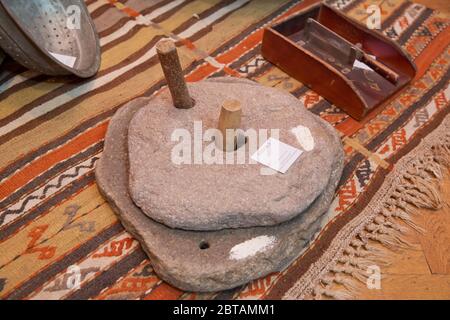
[309,128,450,300]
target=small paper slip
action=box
[353,54,376,71]
[353,59,373,71]
[251,137,303,174]
[48,52,77,68]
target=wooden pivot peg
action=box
[156,38,194,109]
[217,100,243,152]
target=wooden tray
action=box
[261,2,416,120]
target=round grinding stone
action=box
[128,78,341,230]
[95,95,344,292]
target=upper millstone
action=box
[127,78,342,231]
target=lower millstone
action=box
[95,92,344,292]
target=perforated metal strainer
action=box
[0,0,100,77]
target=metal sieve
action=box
[0,0,100,78]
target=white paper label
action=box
[229,236,276,260]
[251,137,302,174]
[353,54,376,71]
[353,59,373,71]
[48,52,77,68]
[291,125,315,151]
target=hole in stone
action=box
[199,240,210,250]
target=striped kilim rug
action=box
[0,0,449,300]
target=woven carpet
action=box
[0,0,449,300]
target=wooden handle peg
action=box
[156,38,194,109]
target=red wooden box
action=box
[261,2,416,120]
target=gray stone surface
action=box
[128,78,342,230]
[95,89,344,292]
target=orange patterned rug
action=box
[0,0,449,300]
